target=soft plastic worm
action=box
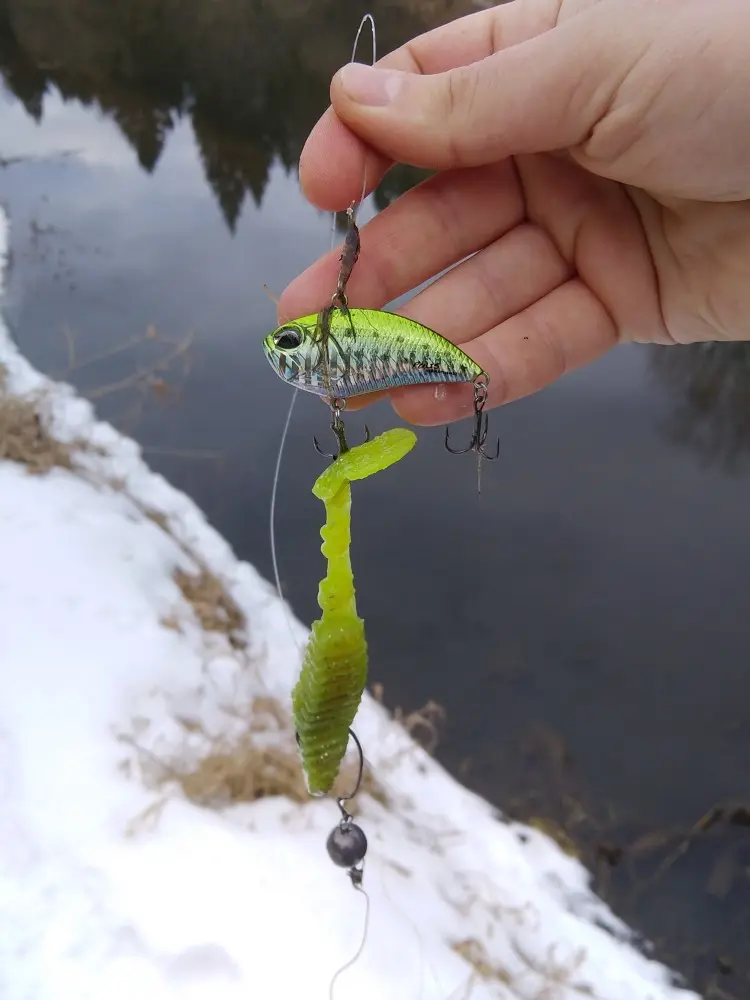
[293,428,417,795]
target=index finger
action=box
[300,0,560,210]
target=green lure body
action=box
[263,307,482,399]
[293,427,417,795]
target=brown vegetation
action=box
[132,694,388,812]
[0,365,82,472]
[173,566,246,650]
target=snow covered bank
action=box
[0,206,698,1000]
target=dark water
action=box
[1,1,749,994]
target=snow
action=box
[0,203,699,1000]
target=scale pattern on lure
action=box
[293,427,416,795]
[263,307,483,398]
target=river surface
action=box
[1,1,749,994]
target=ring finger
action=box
[344,221,571,413]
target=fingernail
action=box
[338,63,405,106]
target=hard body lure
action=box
[263,226,499,491]
[294,426,416,796]
[264,306,484,399]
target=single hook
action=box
[313,399,370,462]
[297,725,368,888]
[336,727,365,808]
[292,727,365,808]
[325,727,368,889]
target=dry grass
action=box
[134,505,249,654]
[176,712,309,806]
[132,695,388,812]
[371,683,447,782]
[452,937,594,1000]
[130,696,307,807]
[179,742,305,804]
[394,698,445,756]
[526,816,581,859]
[173,565,246,650]
[0,366,83,473]
[452,938,515,994]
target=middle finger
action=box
[400,221,572,343]
[343,222,570,414]
[278,159,524,321]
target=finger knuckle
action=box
[440,68,479,166]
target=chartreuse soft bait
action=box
[292,427,416,795]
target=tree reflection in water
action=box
[650,342,750,474]
[0,0,471,230]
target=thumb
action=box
[330,18,619,170]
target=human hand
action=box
[277,0,750,426]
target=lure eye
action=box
[273,326,303,351]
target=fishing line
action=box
[329,855,455,1000]
[329,9,376,253]
[351,11,376,215]
[329,883,371,1000]
[324,12,379,999]
[269,386,301,653]
[267,10,380,996]
[270,9,375,647]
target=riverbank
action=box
[0,206,698,1000]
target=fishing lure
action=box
[265,306,485,397]
[263,215,499,492]
[293,426,417,797]
[267,13,467,991]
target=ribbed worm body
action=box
[292,428,417,795]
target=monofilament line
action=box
[351,13,376,212]
[269,386,301,652]
[330,9,376,255]
[268,14,378,993]
[328,884,371,1000]
[325,13,377,997]
[270,11,376,647]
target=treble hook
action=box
[313,398,370,462]
[325,727,368,889]
[444,375,500,493]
